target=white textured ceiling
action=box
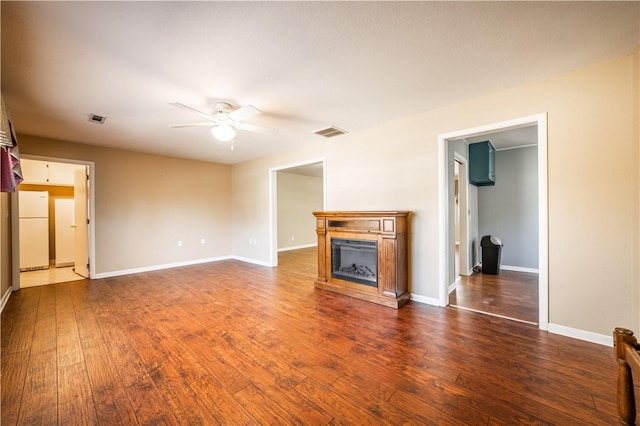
[2,1,638,164]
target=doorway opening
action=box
[13,156,95,288]
[268,159,325,274]
[438,114,548,329]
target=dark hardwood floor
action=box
[450,270,539,324]
[1,248,620,425]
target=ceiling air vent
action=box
[89,113,107,124]
[314,126,346,138]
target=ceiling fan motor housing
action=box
[215,102,233,113]
[169,101,276,135]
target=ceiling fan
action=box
[169,101,278,142]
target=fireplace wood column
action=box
[313,211,410,309]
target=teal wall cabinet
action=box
[469,141,495,186]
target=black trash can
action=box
[480,235,503,275]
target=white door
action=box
[55,198,74,267]
[73,166,89,278]
[19,159,49,185]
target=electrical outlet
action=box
[200,238,205,245]
[177,240,183,247]
[291,236,295,241]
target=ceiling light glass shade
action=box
[211,125,236,141]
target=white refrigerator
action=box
[19,191,50,271]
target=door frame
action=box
[268,158,326,267]
[12,155,96,288]
[438,113,548,330]
[453,154,470,280]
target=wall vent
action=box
[314,126,347,138]
[89,114,107,124]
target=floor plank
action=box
[19,266,84,288]
[1,249,621,425]
[450,269,539,323]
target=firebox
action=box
[330,238,377,287]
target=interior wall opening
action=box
[438,113,548,330]
[14,156,94,289]
[269,159,326,270]
[452,127,539,324]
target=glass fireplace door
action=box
[330,238,377,287]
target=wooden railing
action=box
[614,328,640,425]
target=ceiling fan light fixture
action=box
[211,124,236,142]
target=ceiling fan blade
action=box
[236,122,278,134]
[169,122,214,128]
[168,102,213,119]
[229,104,261,122]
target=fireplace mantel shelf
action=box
[313,211,410,309]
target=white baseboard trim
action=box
[448,278,459,295]
[0,287,12,312]
[278,243,317,253]
[229,256,272,267]
[548,323,612,347]
[501,265,539,273]
[93,256,233,279]
[410,293,440,306]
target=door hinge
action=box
[87,219,90,225]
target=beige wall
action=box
[18,136,232,275]
[232,52,639,337]
[276,172,322,250]
[635,45,640,330]
[1,192,11,301]
[7,50,639,339]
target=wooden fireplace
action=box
[312,211,410,309]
